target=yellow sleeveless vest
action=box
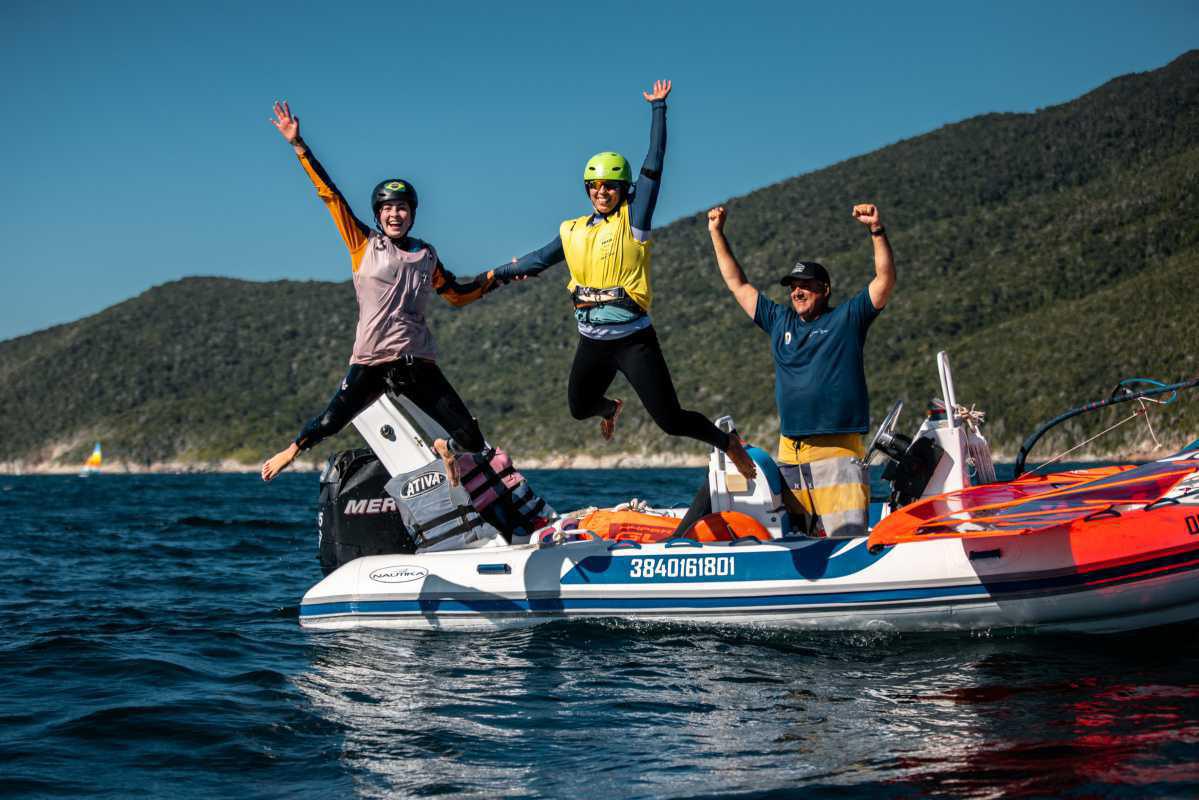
[559,201,652,312]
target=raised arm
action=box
[271,101,371,268]
[629,79,670,239]
[708,207,759,319]
[852,204,895,309]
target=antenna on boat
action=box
[936,351,960,429]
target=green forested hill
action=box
[3,52,1197,468]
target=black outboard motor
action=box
[875,429,945,510]
[317,449,416,575]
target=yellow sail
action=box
[82,442,102,472]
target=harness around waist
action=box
[571,285,644,313]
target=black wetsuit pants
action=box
[567,326,730,451]
[295,357,484,454]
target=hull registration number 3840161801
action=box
[628,556,735,580]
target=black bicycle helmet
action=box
[370,178,419,219]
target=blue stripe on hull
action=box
[560,538,879,584]
[301,581,990,619]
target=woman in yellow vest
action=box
[491,81,754,478]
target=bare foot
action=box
[600,398,623,441]
[433,438,460,486]
[725,436,757,481]
[262,443,300,482]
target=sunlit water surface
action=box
[1,470,1196,799]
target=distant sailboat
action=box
[80,442,102,477]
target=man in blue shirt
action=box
[707,203,896,537]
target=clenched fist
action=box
[708,206,727,233]
[852,203,881,228]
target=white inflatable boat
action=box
[299,355,1199,633]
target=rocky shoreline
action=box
[0,451,714,476]
[2,447,1170,476]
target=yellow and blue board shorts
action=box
[778,433,869,538]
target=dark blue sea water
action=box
[2,469,1198,799]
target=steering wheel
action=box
[864,400,904,465]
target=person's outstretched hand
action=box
[643,79,672,102]
[271,100,300,145]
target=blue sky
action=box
[1,1,1195,341]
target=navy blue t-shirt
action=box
[754,286,882,438]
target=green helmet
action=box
[583,152,632,183]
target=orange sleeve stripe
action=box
[432,263,496,307]
[297,149,369,272]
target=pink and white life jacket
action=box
[455,448,555,539]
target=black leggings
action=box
[295,357,484,454]
[567,326,730,451]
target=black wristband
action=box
[870,226,886,237]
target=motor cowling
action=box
[317,449,416,575]
[881,435,945,509]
